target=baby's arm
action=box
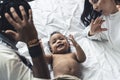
[39,39,52,64]
[45,54,52,64]
[69,34,86,63]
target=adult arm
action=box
[5,6,50,79]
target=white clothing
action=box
[54,75,81,80]
[78,37,120,80]
[83,11,120,53]
[80,11,120,80]
[0,41,48,80]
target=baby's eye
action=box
[59,38,64,40]
[52,40,56,44]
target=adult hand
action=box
[5,6,50,79]
[5,6,38,44]
[89,17,107,36]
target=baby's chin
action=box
[55,49,69,54]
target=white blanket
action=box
[17,0,120,80]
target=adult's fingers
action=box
[101,28,108,31]
[5,30,16,36]
[5,30,20,41]
[93,17,103,25]
[5,13,18,28]
[28,9,33,22]
[19,6,27,21]
[10,7,21,23]
[99,20,105,24]
[93,17,99,24]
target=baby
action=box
[45,31,86,80]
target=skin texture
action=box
[5,6,50,79]
[49,33,70,54]
[116,5,120,10]
[88,0,118,36]
[46,33,86,78]
[89,0,118,15]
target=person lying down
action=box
[43,31,86,80]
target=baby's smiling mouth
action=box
[57,44,64,48]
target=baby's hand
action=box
[89,17,107,36]
[69,34,77,47]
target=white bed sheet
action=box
[17,0,120,80]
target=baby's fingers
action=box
[69,35,74,41]
[69,34,77,46]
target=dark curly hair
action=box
[81,0,101,27]
[81,0,120,27]
[0,0,31,32]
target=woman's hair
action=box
[48,31,71,53]
[0,0,31,32]
[81,0,102,27]
[81,0,120,27]
[26,0,34,2]
[115,0,120,4]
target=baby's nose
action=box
[56,40,61,43]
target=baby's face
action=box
[49,33,70,54]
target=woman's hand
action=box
[5,6,38,43]
[89,17,107,36]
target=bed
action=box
[16,0,120,80]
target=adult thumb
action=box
[5,30,20,41]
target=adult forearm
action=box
[32,56,50,78]
[28,43,50,79]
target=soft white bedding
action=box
[17,0,120,80]
[78,37,120,80]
